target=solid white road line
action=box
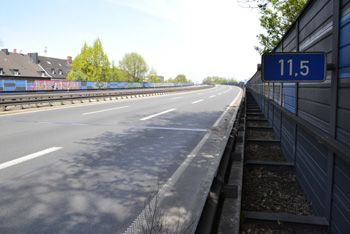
[213,88,243,127]
[191,99,204,104]
[140,126,208,132]
[124,121,212,234]
[140,108,176,121]
[124,88,242,234]
[83,106,129,115]
[0,147,63,171]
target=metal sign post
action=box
[262,53,327,82]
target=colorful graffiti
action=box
[92,82,108,89]
[127,83,143,88]
[28,80,81,91]
[0,79,193,92]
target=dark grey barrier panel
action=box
[247,0,350,233]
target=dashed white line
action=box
[140,108,176,121]
[0,147,63,171]
[209,95,216,98]
[191,99,204,104]
[213,88,243,127]
[83,106,129,115]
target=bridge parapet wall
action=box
[0,80,193,92]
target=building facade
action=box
[0,49,71,80]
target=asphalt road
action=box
[0,85,242,234]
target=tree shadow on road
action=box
[0,109,228,234]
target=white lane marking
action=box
[142,126,207,132]
[3,119,206,132]
[83,106,129,115]
[124,122,211,234]
[191,99,204,104]
[171,96,184,100]
[124,88,243,233]
[0,147,62,171]
[209,95,216,98]
[140,108,176,121]
[213,88,242,127]
[218,93,223,95]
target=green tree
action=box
[253,0,307,54]
[90,38,111,81]
[110,60,128,82]
[118,52,148,82]
[202,76,228,84]
[66,70,87,81]
[166,78,175,83]
[67,42,92,80]
[202,77,213,84]
[147,67,161,82]
[174,74,192,83]
[67,38,111,81]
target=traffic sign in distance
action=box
[262,53,326,82]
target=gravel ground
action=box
[247,121,269,127]
[245,143,285,161]
[241,223,327,234]
[241,119,327,233]
[247,129,275,140]
[242,167,314,215]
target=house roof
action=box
[38,56,71,79]
[0,50,45,78]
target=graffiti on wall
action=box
[127,83,142,88]
[92,82,108,89]
[28,80,81,91]
[1,79,192,92]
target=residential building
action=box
[37,55,72,80]
[0,48,71,80]
[0,49,48,81]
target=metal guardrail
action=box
[0,85,213,111]
[195,88,245,234]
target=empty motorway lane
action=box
[0,85,242,234]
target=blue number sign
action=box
[262,53,326,82]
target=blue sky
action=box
[0,0,263,82]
